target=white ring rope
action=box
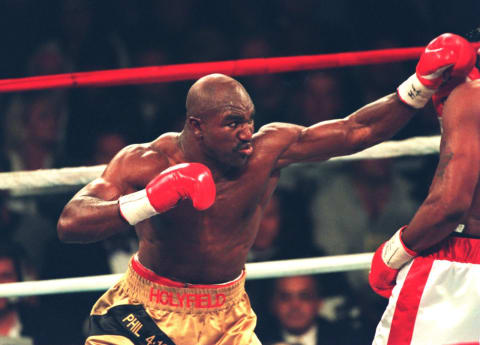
[0,253,373,298]
[0,135,440,195]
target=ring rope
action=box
[0,253,372,298]
[1,43,478,93]
[0,46,428,92]
[0,135,440,195]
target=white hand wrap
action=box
[381,227,417,269]
[397,74,436,109]
[118,189,158,226]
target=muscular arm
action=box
[274,93,416,168]
[402,82,480,252]
[57,144,168,243]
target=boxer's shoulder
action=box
[104,140,171,185]
[254,122,303,147]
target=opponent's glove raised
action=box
[398,33,476,109]
[118,163,216,225]
[368,226,418,298]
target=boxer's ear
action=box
[188,116,203,138]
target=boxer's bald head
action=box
[185,74,253,119]
[182,74,255,169]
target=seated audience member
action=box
[0,242,41,344]
[310,158,419,332]
[2,92,69,220]
[89,130,129,166]
[246,190,362,340]
[0,190,56,277]
[311,159,418,289]
[259,275,367,345]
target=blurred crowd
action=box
[0,0,478,344]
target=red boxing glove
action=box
[369,226,417,298]
[398,33,476,108]
[118,163,216,225]
[417,33,475,88]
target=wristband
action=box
[118,189,158,226]
[397,74,436,109]
[382,226,418,269]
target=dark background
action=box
[0,1,478,344]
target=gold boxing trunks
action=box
[85,255,261,345]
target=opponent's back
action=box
[438,79,480,237]
[457,80,480,235]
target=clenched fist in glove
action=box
[398,33,476,109]
[118,163,216,225]
[369,226,418,298]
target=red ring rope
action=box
[0,44,479,93]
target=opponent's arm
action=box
[369,81,480,298]
[275,33,475,169]
[402,81,480,252]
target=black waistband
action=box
[451,232,480,239]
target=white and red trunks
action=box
[373,233,480,345]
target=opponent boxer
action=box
[57,33,474,345]
[369,38,480,344]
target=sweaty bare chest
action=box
[136,169,279,281]
[149,171,277,237]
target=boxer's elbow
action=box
[57,213,74,242]
[57,207,84,243]
[435,195,471,227]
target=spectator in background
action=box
[9,93,67,172]
[246,191,360,341]
[283,71,354,129]
[89,131,128,166]
[2,92,69,219]
[48,0,128,73]
[0,189,56,278]
[2,43,70,156]
[0,241,41,344]
[35,0,131,164]
[237,37,289,127]
[260,275,365,345]
[126,47,184,142]
[311,159,418,283]
[145,1,198,61]
[310,158,419,333]
[298,72,348,125]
